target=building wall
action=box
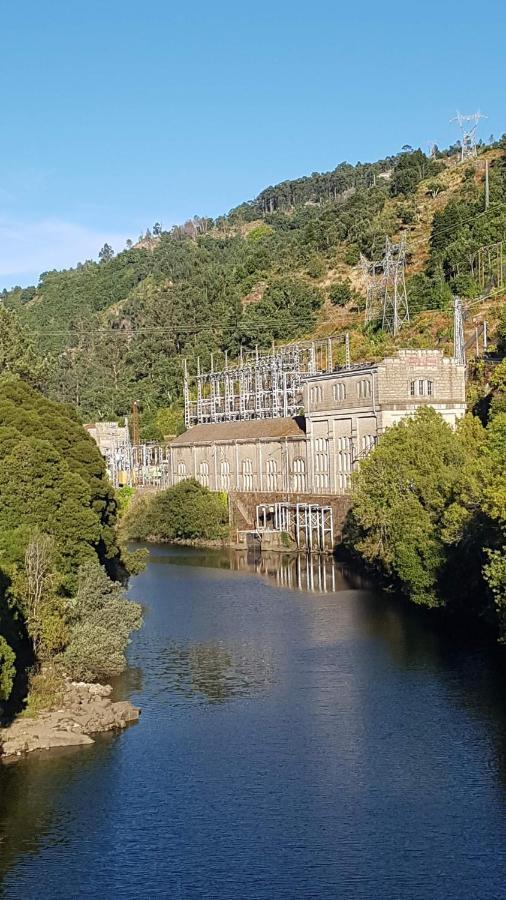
[104,350,466,496]
[169,436,309,494]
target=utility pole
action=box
[345,332,351,368]
[130,400,140,446]
[485,159,490,210]
[453,297,465,366]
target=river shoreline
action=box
[0,680,140,762]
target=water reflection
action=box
[146,544,370,595]
[159,641,274,704]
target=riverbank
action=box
[0,680,140,761]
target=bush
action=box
[123,480,229,542]
[0,635,15,701]
[329,279,355,306]
[62,561,142,682]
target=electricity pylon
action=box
[451,111,486,162]
[381,238,410,335]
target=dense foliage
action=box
[348,397,506,638]
[0,378,141,710]
[122,480,228,543]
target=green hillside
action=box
[2,138,506,438]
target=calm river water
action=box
[1,546,506,899]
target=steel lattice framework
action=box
[184,337,349,427]
[361,238,410,335]
[451,111,486,162]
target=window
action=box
[198,461,209,488]
[360,435,376,455]
[358,379,372,400]
[292,457,306,493]
[266,458,278,492]
[337,436,352,491]
[314,437,329,492]
[309,385,323,405]
[333,382,346,402]
[220,459,230,491]
[175,461,187,484]
[409,379,434,398]
[242,458,253,491]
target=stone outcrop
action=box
[0,681,140,760]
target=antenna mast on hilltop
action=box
[381,238,410,335]
[451,111,487,162]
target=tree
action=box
[153,223,162,237]
[329,279,356,306]
[122,479,228,542]
[17,533,68,659]
[0,308,48,389]
[98,243,114,263]
[348,408,480,607]
[63,561,142,681]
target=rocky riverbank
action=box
[0,681,140,761]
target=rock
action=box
[0,681,141,761]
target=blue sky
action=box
[0,0,504,289]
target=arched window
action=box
[333,382,346,402]
[309,385,323,405]
[242,458,253,491]
[292,457,306,493]
[314,437,329,492]
[266,458,278,492]
[220,459,230,491]
[198,461,209,488]
[175,461,187,484]
[358,379,372,399]
[337,436,352,491]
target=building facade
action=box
[168,350,466,496]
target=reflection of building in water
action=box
[231,551,352,594]
[163,641,274,703]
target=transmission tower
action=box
[381,238,410,335]
[453,297,465,365]
[360,253,384,324]
[451,111,487,162]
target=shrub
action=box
[62,561,142,682]
[123,480,229,542]
[0,635,15,701]
[329,279,354,306]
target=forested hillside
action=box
[2,138,506,438]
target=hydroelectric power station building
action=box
[168,347,466,497]
[90,342,466,549]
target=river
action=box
[1,546,506,899]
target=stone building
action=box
[168,349,466,496]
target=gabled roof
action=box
[171,416,306,445]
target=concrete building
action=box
[169,349,466,496]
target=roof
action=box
[171,416,306,445]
